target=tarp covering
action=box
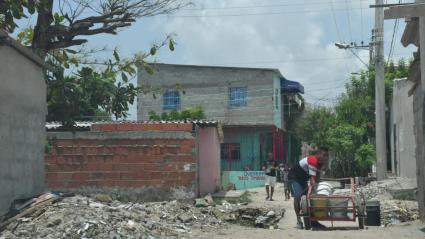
[281,77,304,94]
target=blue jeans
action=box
[289,180,308,199]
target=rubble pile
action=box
[0,194,223,239]
[357,178,417,201]
[356,178,419,226]
[212,201,284,229]
[380,200,420,226]
[0,193,284,239]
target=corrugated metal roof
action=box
[46,120,219,131]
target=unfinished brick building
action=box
[45,121,221,200]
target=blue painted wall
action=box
[221,127,273,171]
[222,171,266,190]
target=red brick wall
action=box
[45,136,197,190]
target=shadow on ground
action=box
[309,226,360,231]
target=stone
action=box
[194,198,209,207]
[126,220,136,230]
[94,194,112,203]
[266,210,276,217]
[178,214,193,223]
[255,216,269,227]
[46,217,62,227]
[204,194,214,205]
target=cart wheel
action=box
[358,217,364,229]
[300,195,308,215]
[303,217,311,230]
[300,195,311,230]
[357,203,366,229]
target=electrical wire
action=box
[182,0,372,11]
[345,0,354,42]
[330,0,345,43]
[163,7,371,18]
[360,0,364,42]
[388,0,402,62]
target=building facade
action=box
[138,64,303,173]
[137,63,283,127]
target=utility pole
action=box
[375,0,387,180]
[418,0,425,222]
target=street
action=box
[194,184,425,239]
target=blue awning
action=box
[281,78,304,94]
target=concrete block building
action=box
[137,64,284,127]
[137,64,303,172]
[0,31,46,214]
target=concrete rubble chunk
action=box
[94,194,113,203]
[46,217,62,227]
[204,194,214,205]
[194,198,209,207]
[178,214,193,223]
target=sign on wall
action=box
[222,171,266,190]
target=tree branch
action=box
[47,39,87,50]
[34,0,187,52]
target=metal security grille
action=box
[221,143,241,161]
[163,91,180,110]
[229,87,247,107]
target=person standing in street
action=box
[282,165,290,200]
[263,161,277,201]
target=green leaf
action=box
[121,72,128,83]
[169,39,175,51]
[150,46,157,55]
[113,49,120,62]
[66,49,78,54]
[144,65,154,75]
[53,13,64,24]
[125,66,136,74]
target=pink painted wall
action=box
[198,127,221,196]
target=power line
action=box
[345,0,354,42]
[179,51,411,67]
[360,0,364,42]
[330,0,345,42]
[388,0,402,62]
[186,56,360,66]
[182,0,372,11]
[164,7,371,18]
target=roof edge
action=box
[0,30,47,69]
[147,62,283,75]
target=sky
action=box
[18,0,418,120]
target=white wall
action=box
[0,45,46,213]
[390,78,416,179]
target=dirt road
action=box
[192,184,425,239]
